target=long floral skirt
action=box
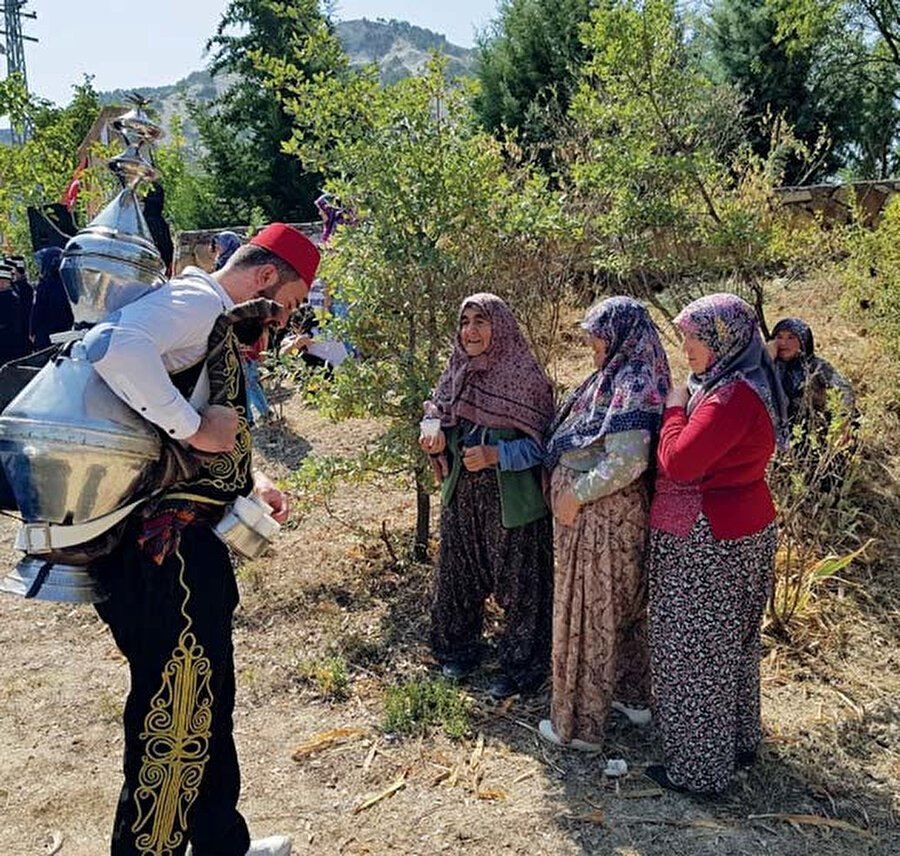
[649,514,776,793]
[549,468,650,743]
[430,467,553,687]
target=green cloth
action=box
[440,425,548,529]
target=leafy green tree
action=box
[195,0,338,223]
[766,0,900,178]
[153,116,228,230]
[0,76,101,255]
[709,0,865,180]
[264,39,571,557]
[473,0,593,156]
[568,0,786,327]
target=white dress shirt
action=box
[84,267,234,440]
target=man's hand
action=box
[462,444,499,472]
[553,488,582,527]
[253,470,291,524]
[186,405,240,453]
[280,334,314,356]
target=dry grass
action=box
[0,276,897,855]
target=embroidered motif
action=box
[131,549,213,856]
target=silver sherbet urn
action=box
[0,96,167,603]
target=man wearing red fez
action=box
[82,223,319,856]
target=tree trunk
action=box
[414,467,431,563]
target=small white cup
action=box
[419,417,442,440]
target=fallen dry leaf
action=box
[477,788,507,801]
[292,727,368,760]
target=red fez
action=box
[250,222,321,284]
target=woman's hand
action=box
[765,339,778,360]
[462,444,499,472]
[553,488,582,527]
[665,385,689,409]
[419,429,446,455]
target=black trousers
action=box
[94,524,250,856]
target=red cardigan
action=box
[650,380,776,540]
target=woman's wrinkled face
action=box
[590,335,608,370]
[681,329,715,374]
[459,305,492,358]
[774,330,802,361]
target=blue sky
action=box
[8,0,499,109]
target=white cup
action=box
[419,417,441,440]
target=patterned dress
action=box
[550,467,650,743]
[543,297,670,744]
[649,293,784,793]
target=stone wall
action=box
[174,222,323,274]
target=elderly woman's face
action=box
[774,330,802,361]
[681,329,715,374]
[459,305,492,358]
[590,335,608,370]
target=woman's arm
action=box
[657,383,755,483]
[497,436,543,471]
[571,429,650,503]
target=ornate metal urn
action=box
[0,96,167,603]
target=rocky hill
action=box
[96,19,475,145]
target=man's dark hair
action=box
[227,244,297,284]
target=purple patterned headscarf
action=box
[675,293,788,448]
[544,297,671,468]
[430,293,554,444]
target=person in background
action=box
[0,261,28,365]
[213,231,243,272]
[766,317,857,440]
[143,182,174,276]
[420,293,554,699]
[241,329,272,427]
[540,297,670,750]
[30,247,74,350]
[314,192,352,243]
[647,293,787,794]
[8,255,33,349]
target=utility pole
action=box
[1,0,38,145]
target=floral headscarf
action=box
[430,293,554,444]
[675,293,788,448]
[544,297,671,468]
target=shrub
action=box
[382,677,471,739]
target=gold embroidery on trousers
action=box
[131,548,214,855]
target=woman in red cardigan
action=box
[646,293,787,794]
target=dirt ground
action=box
[1,280,898,856]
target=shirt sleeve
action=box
[497,436,544,471]
[571,429,650,503]
[657,383,754,483]
[83,283,224,439]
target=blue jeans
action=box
[242,358,270,425]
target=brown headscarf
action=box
[429,293,554,444]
